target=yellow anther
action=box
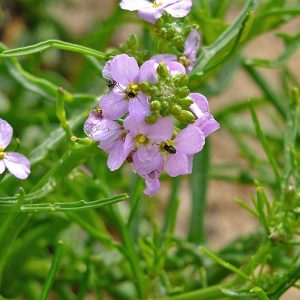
[136,134,148,145]
[153,1,163,8]
[179,56,191,67]
[0,150,5,159]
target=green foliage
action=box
[0,0,300,299]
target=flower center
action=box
[161,141,176,154]
[0,148,5,159]
[136,134,149,145]
[153,1,163,8]
[126,83,139,99]
[179,56,191,67]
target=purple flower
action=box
[143,167,162,196]
[84,110,133,171]
[165,125,205,177]
[179,29,201,73]
[150,55,186,75]
[120,0,192,24]
[124,116,173,176]
[100,54,154,120]
[189,93,220,137]
[0,119,30,179]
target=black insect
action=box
[164,145,177,154]
[127,91,136,98]
[107,79,117,91]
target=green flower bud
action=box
[146,113,159,124]
[176,87,190,98]
[180,97,194,108]
[178,110,195,124]
[151,101,161,112]
[128,34,139,49]
[161,101,169,109]
[156,18,164,28]
[140,82,152,94]
[173,74,189,87]
[157,63,169,79]
[160,107,170,117]
[170,104,182,116]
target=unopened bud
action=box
[140,82,152,94]
[178,110,195,124]
[176,87,190,98]
[146,113,159,124]
[180,97,194,108]
[157,63,169,79]
[170,104,182,116]
[151,101,161,112]
[173,74,189,87]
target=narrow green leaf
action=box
[0,40,105,59]
[250,287,270,300]
[200,246,250,281]
[40,241,64,300]
[249,102,281,186]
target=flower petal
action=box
[166,152,190,177]
[120,0,152,11]
[184,29,201,61]
[133,145,164,176]
[0,160,5,174]
[124,116,150,137]
[0,119,13,149]
[128,93,150,120]
[195,115,220,137]
[100,92,128,120]
[109,54,139,86]
[164,0,192,18]
[138,7,164,24]
[167,61,186,75]
[175,126,205,155]
[107,140,127,171]
[151,54,177,64]
[144,177,160,196]
[147,117,174,143]
[189,93,209,118]
[4,152,30,179]
[138,60,158,84]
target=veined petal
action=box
[138,7,164,24]
[148,117,174,143]
[100,92,128,120]
[133,145,164,176]
[124,116,150,137]
[189,93,209,118]
[107,140,127,171]
[0,160,5,174]
[151,54,177,63]
[175,126,205,155]
[144,177,160,196]
[0,119,13,149]
[164,0,192,18]
[184,29,201,60]
[4,152,30,179]
[195,115,220,137]
[120,0,153,11]
[138,60,158,84]
[167,61,186,75]
[109,54,140,86]
[128,93,151,120]
[166,152,190,177]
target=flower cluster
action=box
[0,119,31,179]
[84,1,219,196]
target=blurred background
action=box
[0,0,300,299]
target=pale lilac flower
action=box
[189,93,220,137]
[100,54,153,120]
[0,119,30,179]
[180,29,201,73]
[120,0,192,24]
[124,116,173,176]
[84,110,133,171]
[165,125,205,177]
